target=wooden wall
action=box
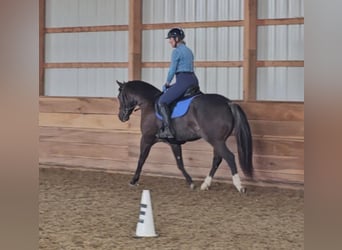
[39,97,304,188]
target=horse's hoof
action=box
[129,182,139,187]
[200,183,209,191]
[190,183,196,190]
[240,187,247,194]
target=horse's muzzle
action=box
[118,112,130,122]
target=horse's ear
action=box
[116,80,124,87]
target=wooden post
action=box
[39,0,45,95]
[128,0,142,80]
[243,0,257,101]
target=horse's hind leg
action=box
[200,151,222,190]
[170,144,194,189]
[212,141,246,193]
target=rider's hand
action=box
[162,83,170,92]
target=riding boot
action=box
[157,103,175,139]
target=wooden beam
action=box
[39,0,45,96]
[141,61,243,68]
[257,61,304,67]
[43,18,311,34]
[44,61,303,69]
[257,17,304,26]
[44,62,128,68]
[128,0,142,80]
[243,0,257,101]
[45,25,128,33]
[142,20,244,30]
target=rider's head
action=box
[166,28,185,47]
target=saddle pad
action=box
[156,96,196,120]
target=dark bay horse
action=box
[116,80,253,193]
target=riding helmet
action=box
[166,28,185,40]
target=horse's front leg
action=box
[170,143,194,189]
[130,136,155,186]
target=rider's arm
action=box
[166,49,180,85]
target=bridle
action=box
[120,100,141,119]
[118,84,140,120]
[124,103,135,113]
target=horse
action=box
[116,80,253,193]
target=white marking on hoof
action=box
[190,183,195,190]
[232,174,244,192]
[200,176,212,190]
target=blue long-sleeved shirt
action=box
[166,43,194,84]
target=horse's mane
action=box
[125,80,161,101]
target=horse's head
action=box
[116,80,137,122]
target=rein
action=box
[123,104,140,113]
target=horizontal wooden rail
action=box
[45,25,128,33]
[44,61,303,69]
[257,61,304,67]
[257,17,304,26]
[44,62,128,68]
[142,61,243,68]
[44,18,304,34]
[142,20,244,29]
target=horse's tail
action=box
[229,102,254,178]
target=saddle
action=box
[155,86,202,120]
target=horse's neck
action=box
[134,94,154,112]
[140,101,155,113]
[133,86,159,115]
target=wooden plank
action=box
[39,156,135,173]
[142,20,244,30]
[243,0,257,101]
[39,128,303,169]
[39,97,304,121]
[251,170,303,185]
[256,17,304,26]
[195,61,243,67]
[125,116,304,140]
[127,160,303,185]
[39,97,118,114]
[39,127,132,145]
[44,62,128,69]
[141,61,243,68]
[39,0,45,96]
[39,160,303,188]
[249,120,304,138]
[257,60,304,67]
[253,155,303,172]
[39,113,140,131]
[238,101,304,121]
[253,138,303,157]
[39,141,128,161]
[128,0,142,80]
[40,157,304,185]
[143,18,304,30]
[128,139,303,166]
[45,25,128,33]
[46,61,245,70]
[39,156,303,185]
[126,130,303,158]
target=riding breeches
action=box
[158,72,199,105]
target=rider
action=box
[157,27,199,139]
